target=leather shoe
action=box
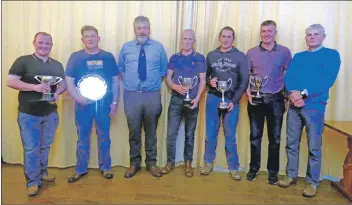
[102,170,113,179]
[185,160,194,178]
[124,166,141,178]
[161,163,175,174]
[67,172,87,183]
[146,165,162,177]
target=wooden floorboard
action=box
[1,163,350,204]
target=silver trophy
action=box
[178,76,198,108]
[33,75,63,101]
[216,78,232,110]
[76,74,107,103]
[249,76,268,104]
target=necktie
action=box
[138,44,146,81]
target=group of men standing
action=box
[7,15,341,198]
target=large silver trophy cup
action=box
[76,74,107,103]
[249,76,268,104]
[178,76,198,108]
[216,78,232,111]
[33,75,63,101]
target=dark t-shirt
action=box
[65,49,119,103]
[8,54,65,116]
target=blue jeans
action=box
[204,93,240,171]
[285,106,325,186]
[17,111,59,187]
[166,95,199,163]
[75,100,112,174]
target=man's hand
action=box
[293,98,305,107]
[189,97,200,109]
[172,84,189,95]
[49,93,59,104]
[247,92,258,106]
[109,102,118,117]
[75,96,90,106]
[32,84,51,93]
[210,77,217,88]
[227,102,235,112]
[289,90,302,102]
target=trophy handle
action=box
[34,75,42,83]
[178,76,183,86]
[262,76,269,87]
[249,76,256,86]
[191,76,198,89]
[52,77,63,85]
[226,78,232,92]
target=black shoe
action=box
[246,170,259,181]
[267,174,278,185]
[68,172,87,183]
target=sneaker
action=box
[278,176,297,188]
[41,174,56,182]
[246,170,258,181]
[267,174,278,185]
[303,184,317,197]
[27,185,39,196]
[229,170,241,180]
[200,163,213,175]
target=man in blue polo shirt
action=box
[161,29,206,178]
[279,24,341,197]
[118,16,168,178]
[65,25,119,183]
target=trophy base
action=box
[183,98,193,108]
[252,97,264,104]
[218,102,229,111]
[29,94,55,102]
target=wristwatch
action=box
[112,101,118,105]
[300,89,308,99]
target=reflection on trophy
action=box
[33,75,63,101]
[178,76,198,108]
[249,76,268,104]
[76,74,107,103]
[215,78,232,111]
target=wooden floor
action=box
[2,163,350,204]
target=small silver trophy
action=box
[216,78,232,110]
[178,76,198,108]
[33,75,63,101]
[249,76,268,104]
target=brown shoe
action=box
[185,160,194,178]
[41,174,56,182]
[146,165,162,177]
[124,166,141,178]
[27,185,39,196]
[161,163,175,174]
[102,170,113,179]
[67,172,87,183]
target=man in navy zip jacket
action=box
[278,24,341,197]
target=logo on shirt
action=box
[211,57,237,72]
[87,60,104,70]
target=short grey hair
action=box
[305,24,325,35]
[183,29,196,41]
[133,16,150,27]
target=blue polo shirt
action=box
[168,50,206,99]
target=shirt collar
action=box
[178,49,196,56]
[308,45,323,52]
[259,41,279,52]
[135,38,151,46]
[32,53,51,63]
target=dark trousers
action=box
[123,90,162,167]
[247,92,285,174]
[166,95,199,164]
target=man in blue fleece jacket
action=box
[278,24,341,197]
[200,26,249,180]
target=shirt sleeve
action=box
[205,53,213,87]
[109,53,119,76]
[198,55,206,73]
[232,55,250,104]
[168,54,176,71]
[65,53,77,78]
[284,53,300,92]
[8,56,26,77]
[283,48,293,71]
[159,44,168,77]
[117,44,126,74]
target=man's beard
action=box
[137,36,148,44]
